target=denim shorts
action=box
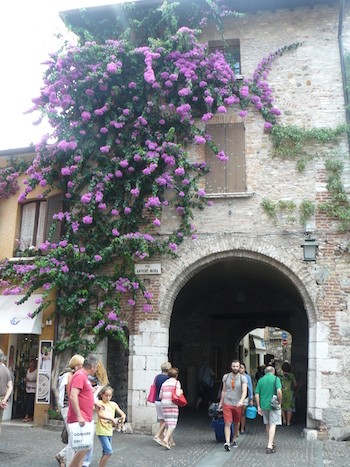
[98,435,113,455]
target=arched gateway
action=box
[128,235,330,436]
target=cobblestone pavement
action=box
[1,410,349,466]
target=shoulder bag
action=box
[172,381,188,407]
[270,376,280,410]
[147,378,157,403]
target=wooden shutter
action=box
[46,195,63,244]
[205,124,227,193]
[226,123,246,192]
[205,123,246,193]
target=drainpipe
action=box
[338,0,350,148]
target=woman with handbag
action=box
[159,367,184,450]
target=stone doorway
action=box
[168,256,308,424]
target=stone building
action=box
[1,0,350,439]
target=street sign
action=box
[282,339,288,346]
[281,332,287,339]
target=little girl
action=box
[96,385,126,467]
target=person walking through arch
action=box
[195,363,214,411]
[280,361,297,426]
[218,360,247,451]
[153,361,171,445]
[239,362,254,434]
[255,365,282,454]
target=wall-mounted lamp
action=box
[45,319,53,326]
[301,232,319,261]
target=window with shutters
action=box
[208,39,241,75]
[205,122,246,194]
[18,195,63,252]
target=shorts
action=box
[223,404,243,424]
[98,435,113,455]
[261,409,282,426]
[155,401,164,421]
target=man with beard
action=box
[218,360,247,451]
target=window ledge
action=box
[205,191,254,199]
[8,256,38,262]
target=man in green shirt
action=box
[255,365,282,454]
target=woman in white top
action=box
[23,358,37,422]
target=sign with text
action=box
[36,340,53,404]
[135,263,161,275]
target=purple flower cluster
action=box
[3,20,294,347]
[0,167,20,200]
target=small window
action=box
[208,39,241,75]
[205,122,246,194]
[18,196,63,251]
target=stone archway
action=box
[127,235,329,434]
[158,235,320,429]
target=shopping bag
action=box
[171,384,188,407]
[68,421,94,452]
[147,381,157,403]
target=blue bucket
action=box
[246,406,258,420]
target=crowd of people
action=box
[1,345,299,462]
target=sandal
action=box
[266,447,276,454]
[161,441,171,450]
[55,453,65,467]
[153,437,164,447]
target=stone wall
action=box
[123,4,350,439]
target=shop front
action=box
[0,294,54,423]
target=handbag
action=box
[246,405,258,420]
[147,380,157,403]
[208,402,222,418]
[68,421,94,452]
[61,425,68,444]
[172,382,188,407]
[270,377,280,410]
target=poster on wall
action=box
[36,340,53,404]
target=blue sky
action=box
[0,1,130,151]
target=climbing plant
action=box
[0,1,308,353]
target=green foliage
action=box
[299,200,315,225]
[47,408,63,420]
[319,157,350,230]
[278,200,296,212]
[261,199,277,219]
[270,123,349,170]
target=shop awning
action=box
[0,295,43,334]
[252,336,266,351]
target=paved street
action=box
[1,410,349,466]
